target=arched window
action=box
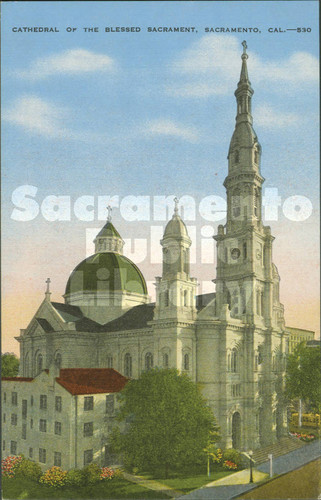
[232,189,241,218]
[227,291,231,310]
[260,291,264,316]
[164,290,169,307]
[227,353,231,371]
[254,189,259,217]
[55,353,62,369]
[145,352,153,371]
[184,290,188,307]
[243,242,247,260]
[241,288,246,314]
[107,355,113,368]
[231,348,237,373]
[163,353,169,368]
[37,354,43,375]
[272,356,276,371]
[258,347,263,365]
[234,150,239,164]
[124,353,132,377]
[184,353,189,371]
[256,290,260,315]
[24,353,30,377]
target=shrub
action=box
[113,468,124,479]
[132,466,139,475]
[211,448,223,465]
[15,457,42,481]
[65,468,85,487]
[223,460,238,470]
[222,449,242,467]
[39,466,67,488]
[100,467,115,480]
[1,456,23,478]
[82,463,101,485]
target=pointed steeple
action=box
[239,40,249,82]
[94,206,124,254]
[234,40,254,126]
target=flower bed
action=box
[290,432,316,442]
[1,455,117,489]
[1,456,23,478]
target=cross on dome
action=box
[107,205,112,222]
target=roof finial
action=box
[173,197,179,217]
[45,278,51,301]
[241,40,248,59]
[107,205,112,222]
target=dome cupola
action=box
[93,206,124,254]
[64,208,149,324]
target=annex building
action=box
[3,42,302,469]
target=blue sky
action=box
[1,1,320,351]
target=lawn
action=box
[2,476,168,499]
[138,468,237,493]
[237,458,321,499]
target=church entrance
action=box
[232,412,241,449]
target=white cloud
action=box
[15,49,116,80]
[254,104,299,129]
[3,95,98,141]
[168,35,318,97]
[146,119,199,142]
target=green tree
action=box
[1,353,19,377]
[111,368,219,478]
[285,343,321,412]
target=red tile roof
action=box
[56,368,128,395]
[2,377,34,382]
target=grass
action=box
[137,466,238,493]
[2,476,169,499]
[236,458,321,499]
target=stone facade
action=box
[10,44,292,457]
[2,368,127,469]
[286,327,315,354]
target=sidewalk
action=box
[180,439,321,499]
[122,471,184,498]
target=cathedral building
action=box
[5,42,289,459]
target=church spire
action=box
[234,40,254,126]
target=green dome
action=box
[96,221,121,239]
[65,252,147,296]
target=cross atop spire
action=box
[107,205,112,222]
[173,197,179,216]
[45,278,51,301]
[242,40,248,56]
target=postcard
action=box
[1,1,319,499]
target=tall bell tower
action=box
[214,41,284,332]
[212,42,287,448]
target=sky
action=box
[1,1,319,354]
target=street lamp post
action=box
[249,450,253,483]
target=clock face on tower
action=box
[231,248,240,260]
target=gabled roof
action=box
[2,377,33,382]
[75,302,155,332]
[56,368,128,395]
[36,318,55,332]
[196,293,216,312]
[51,302,84,322]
